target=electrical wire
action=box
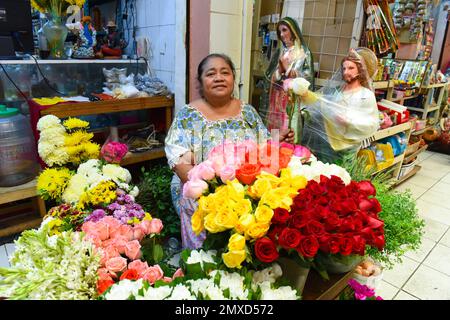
[29,55,66,96]
[0,62,30,102]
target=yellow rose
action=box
[222,250,246,269]
[260,190,281,209]
[204,213,227,233]
[232,198,252,217]
[248,178,272,199]
[234,213,256,234]
[228,233,246,251]
[214,209,238,230]
[254,205,274,224]
[191,209,205,235]
[245,222,270,239]
[257,171,281,188]
[280,168,307,191]
[198,196,210,213]
[226,179,245,201]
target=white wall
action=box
[128,0,177,94]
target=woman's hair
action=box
[276,21,296,45]
[197,53,236,88]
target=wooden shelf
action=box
[407,104,439,113]
[411,125,433,136]
[0,59,146,65]
[390,94,420,103]
[0,179,38,205]
[424,82,449,89]
[120,147,165,166]
[0,214,42,238]
[372,121,412,140]
[395,165,422,186]
[372,155,404,175]
[404,145,428,164]
[302,269,355,300]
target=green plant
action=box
[135,164,180,240]
[367,181,425,269]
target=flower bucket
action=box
[317,254,363,274]
[277,257,310,294]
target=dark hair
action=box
[197,53,236,91]
[276,21,296,45]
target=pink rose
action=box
[101,141,128,163]
[142,265,164,284]
[280,142,295,150]
[172,268,184,279]
[293,145,311,160]
[84,234,102,248]
[148,218,163,234]
[188,160,216,181]
[118,224,134,241]
[125,240,142,260]
[162,277,173,283]
[98,267,114,281]
[94,221,110,241]
[219,165,236,183]
[138,220,152,235]
[81,221,96,234]
[182,179,208,199]
[133,226,145,242]
[100,245,120,265]
[112,236,128,254]
[128,260,149,276]
[102,216,121,236]
[105,256,127,273]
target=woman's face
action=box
[342,60,359,83]
[279,24,294,46]
[200,57,234,99]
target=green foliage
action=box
[135,164,180,239]
[367,181,425,269]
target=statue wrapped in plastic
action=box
[301,48,380,164]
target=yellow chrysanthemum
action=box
[77,180,117,210]
[63,117,89,130]
[37,168,73,200]
[81,141,101,160]
[48,218,63,236]
[65,131,93,146]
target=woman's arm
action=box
[172,151,195,184]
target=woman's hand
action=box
[279,128,295,143]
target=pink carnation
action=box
[101,141,129,163]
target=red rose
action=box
[318,234,331,253]
[120,268,140,281]
[97,279,115,295]
[313,206,331,221]
[366,216,384,229]
[361,227,376,245]
[267,225,283,242]
[296,235,319,258]
[339,236,354,256]
[330,175,345,187]
[278,227,302,249]
[340,217,356,233]
[290,211,311,229]
[369,198,382,214]
[374,234,385,250]
[236,163,261,185]
[254,237,279,263]
[305,220,326,237]
[340,199,358,215]
[357,181,376,197]
[272,208,290,224]
[329,200,343,215]
[328,235,341,254]
[353,215,364,231]
[358,198,373,212]
[307,180,326,196]
[324,212,341,232]
[352,235,366,255]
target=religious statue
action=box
[97,20,127,58]
[72,16,97,59]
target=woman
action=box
[165,53,294,249]
[260,17,315,144]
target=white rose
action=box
[137,286,173,300]
[105,279,143,300]
[166,284,195,300]
[291,77,310,96]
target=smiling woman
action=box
[164,53,295,249]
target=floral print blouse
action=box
[165,102,270,169]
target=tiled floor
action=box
[1,151,450,300]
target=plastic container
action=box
[0,105,39,187]
[399,159,417,177]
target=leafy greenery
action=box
[367,182,425,269]
[135,164,180,240]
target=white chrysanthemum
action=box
[165,284,195,300]
[210,270,248,300]
[252,263,283,285]
[104,279,143,300]
[62,174,89,204]
[39,126,66,144]
[37,115,62,132]
[45,148,70,167]
[129,185,139,198]
[102,164,132,184]
[77,159,101,176]
[187,250,217,268]
[37,141,56,159]
[136,286,173,300]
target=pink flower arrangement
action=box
[101,141,129,163]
